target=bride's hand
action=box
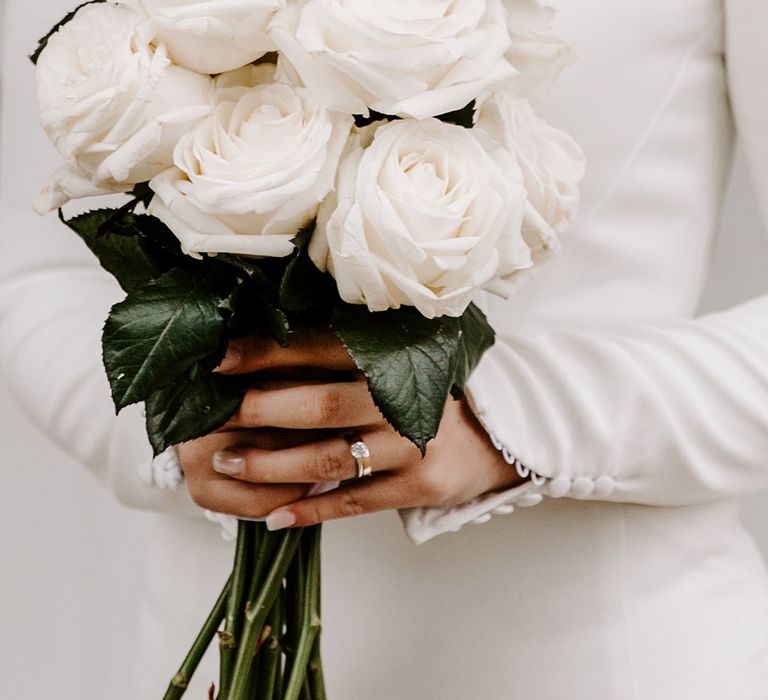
[178,329,524,529]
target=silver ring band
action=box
[350,440,373,478]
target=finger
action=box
[187,475,312,520]
[263,473,425,530]
[211,431,418,484]
[217,329,356,375]
[228,381,382,430]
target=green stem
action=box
[282,536,306,684]
[282,526,322,700]
[227,528,303,700]
[219,521,255,698]
[307,525,326,700]
[257,588,283,699]
[163,575,231,700]
[307,627,326,699]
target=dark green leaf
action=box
[103,267,231,409]
[291,222,316,250]
[130,182,154,209]
[215,254,272,286]
[332,304,463,454]
[145,371,250,455]
[450,303,495,400]
[29,0,106,64]
[280,226,336,312]
[353,111,400,128]
[62,209,164,292]
[260,301,290,347]
[436,101,476,129]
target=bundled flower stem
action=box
[164,575,233,699]
[163,524,323,700]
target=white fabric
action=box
[3,0,768,697]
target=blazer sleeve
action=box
[401,0,768,543]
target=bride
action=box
[2,0,768,697]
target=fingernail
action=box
[213,450,245,476]
[266,510,296,531]
[216,344,242,373]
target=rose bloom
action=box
[505,0,575,100]
[119,0,284,75]
[148,65,353,258]
[269,0,515,118]
[34,2,212,213]
[309,118,537,319]
[474,86,585,274]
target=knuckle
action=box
[308,387,343,425]
[235,392,260,426]
[300,500,324,526]
[338,492,366,518]
[308,447,347,481]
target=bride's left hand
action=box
[212,329,525,530]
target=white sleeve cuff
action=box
[139,445,185,491]
[399,411,548,545]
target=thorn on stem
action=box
[218,630,236,650]
[171,673,189,689]
[253,625,273,656]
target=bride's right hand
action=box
[177,426,330,518]
[176,370,337,517]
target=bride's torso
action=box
[134,2,768,698]
[490,0,732,336]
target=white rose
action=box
[119,0,284,75]
[148,65,353,258]
[35,2,212,213]
[309,119,533,319]
[269,0,516,119]
[504,0,574,100]
[475,87,585,261]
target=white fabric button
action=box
[547,476,572,498]
[472,513,494,525]
[516,493,544,508]
[570,478,595,498]
[593,476,617,498]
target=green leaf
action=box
[129,182,154,209]
[353,111,400,129]
[62,209,164,293]
[215,254,272,285]
[436,101,476,129]
[332,304,463,454]
[29,0,106,64]
[279,252,335,312]
[260,301,290,347]
[331,302,495,452]
[145,371,250,455]
[103,267,230,410]
[450,303,495,399]
[291,222,315,250]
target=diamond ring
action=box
[349,440,373,478]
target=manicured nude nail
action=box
[216,345,242,372]
[213,450,245,476]
[266,510,296,531]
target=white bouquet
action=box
[31,1,584,697]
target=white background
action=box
[1,2,768,698]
